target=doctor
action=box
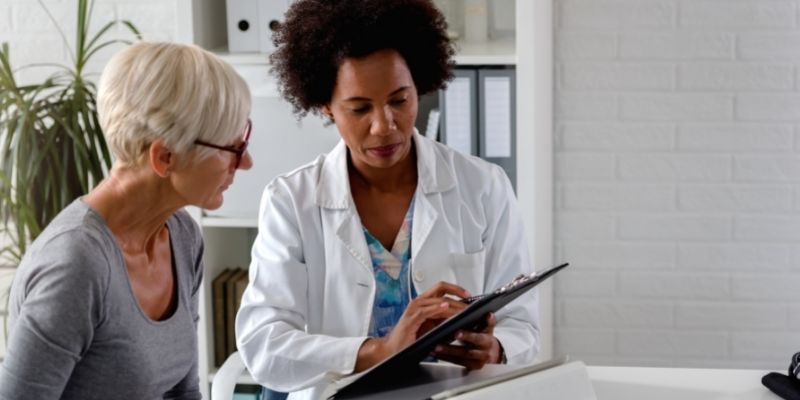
[236,0,539,398]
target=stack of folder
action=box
[212,268,250,367]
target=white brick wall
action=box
[0,0,178,361]
[555,0,800,369]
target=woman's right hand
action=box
[355,282,470,372]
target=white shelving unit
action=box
[177,1,552,398]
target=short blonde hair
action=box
[97,42,251,166]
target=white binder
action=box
[258,0,291,54]
[226,0,260,52]
[226,0,290,53]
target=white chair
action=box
[211,352,247,400]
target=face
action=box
[171,127,253,210]
[323,48,418,173]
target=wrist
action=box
[355,337,388,372]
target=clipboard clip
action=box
[460,272,532,304]
[460,263,570,305]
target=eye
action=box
[390,97,407,106]
[351,105,370,114]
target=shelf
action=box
[453,36,516,65]
[210,38,516,67]
[201,216,259,228]
[210,47,271,66]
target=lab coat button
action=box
[413,270,424,282]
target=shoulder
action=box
[259,153,330,213]
[170,208,203,245]
[423,137,506,192]
[15,202,113,297]
[266,153,326,194]
[168,209,204,281]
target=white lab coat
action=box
[236,132,539,399]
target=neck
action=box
[83,164,181,254]
[348,145,417,192]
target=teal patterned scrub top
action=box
[365,196,418,338]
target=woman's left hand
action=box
[432,313,502,370]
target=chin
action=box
[202,195,225,211]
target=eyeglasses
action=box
[194,119,252,168]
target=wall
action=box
[0,0,178,361]
[554,0,800,369]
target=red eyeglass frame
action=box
[194,119,252,168]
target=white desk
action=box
[448,362,782,400]
[216,355,785,400]
[588,366,781,400]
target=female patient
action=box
[0,42,252,399]
[236,0,539,398]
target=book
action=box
[226,268,248,356]
[234,269,250,318]
[212,268,235,367]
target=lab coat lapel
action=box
[316,140,373,278]
[410,132,455,262]
[411,193,437,261]
[335,212,373,279]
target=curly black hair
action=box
[270,0,455,118]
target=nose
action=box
[237,150,253,170]
[369,105,396,136]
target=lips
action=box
[368,143,401,157]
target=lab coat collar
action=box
[314,130,456,209]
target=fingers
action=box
[433,339,493,370]
[481,313,497,333]
[396,298,455,335]
[404,300,452,325]
[417,281,472,302]
[455,328,496,350]
[432,315,501,370]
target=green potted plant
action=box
[0,0,140,265]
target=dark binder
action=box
[439,69,478,156]
[439,67,517,191]
[478,68,516,191]
[332,263,570,399]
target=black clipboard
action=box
[332,262,570,399]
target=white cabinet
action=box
[176,1,552,398]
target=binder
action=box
[439,69,478,156]
[257,0,291,54]
[226,0,260,52]
[227,0,290,53]
[332,263,570,399]
[478,69,516,190]
[438,67,517,189]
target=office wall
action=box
[554,0,800,369]
[0,0,179,361]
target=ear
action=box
[148,140,174,178]
[321,105,334,122]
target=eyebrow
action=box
[342,86,410,102]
